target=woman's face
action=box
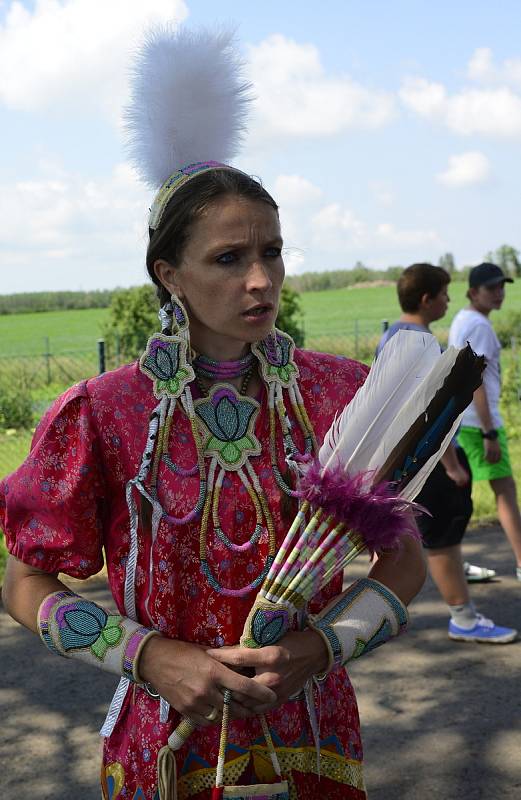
[155,194,284,359]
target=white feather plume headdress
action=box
[124,25,253,229]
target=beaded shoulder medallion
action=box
[252,329,299,387]
[140,332,195,400]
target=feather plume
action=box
[319,330,440,476]
[124,26,253,187]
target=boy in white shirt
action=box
[449,262,521,584]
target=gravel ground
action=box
[1,524,520,799]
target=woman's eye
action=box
[216,252,236,265]
[265,247,282,258]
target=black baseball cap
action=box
[469,262,513,288]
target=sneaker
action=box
[463,561,496,583]
[449,614,517,644]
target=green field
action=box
[299,279,521,339]
[0,307,110,356]
[1,280,521,357]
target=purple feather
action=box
[299,460,422,553]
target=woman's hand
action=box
[138,635,277,727]
[207,629,329,708]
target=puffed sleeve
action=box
[0,381,105,578]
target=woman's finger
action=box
[207,645,286,669]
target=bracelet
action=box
[481,429,499,441]
[37,590,159,683]
[307,578,408,675]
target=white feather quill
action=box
[319,329,440,476]
[366,345,460,474]
[124,26,253,187]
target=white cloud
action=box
[437,151,491,187]
[0,160,152,291]
[370,181,395,207]
[399,75,521,137]
[0,0,188,118]
[274,174,322,207]
[312,203,368,249]
[467,46,521,87]
[247,34,395,144]
[375,222,439,248]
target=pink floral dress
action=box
[1,349,369,800]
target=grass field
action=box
[2,280,521,356]
[299,279,521,339]
[0,307,110,356]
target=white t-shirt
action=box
[448,308,502,428]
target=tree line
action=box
[0,289,114,315]
[1,245,519,314]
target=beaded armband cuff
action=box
[37,590,158,683]
[307,578,408,675]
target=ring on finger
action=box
[204,707,219,722]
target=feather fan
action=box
[124,26,253,187]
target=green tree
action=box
[276,285,304,346]
[102,285,158,360]
[486,244,521,278]
[438,252,456,274]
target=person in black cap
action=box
[449,262,521,590]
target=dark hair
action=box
[146,169,279,305]
[397,263,451,312]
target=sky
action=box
[1,0,521,293]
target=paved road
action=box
[1,524,520,799]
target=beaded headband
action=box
[149,161,246,231]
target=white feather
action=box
[124,26,253,187]
[319,330,440,476]
[366,345,461,473]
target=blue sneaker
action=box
[449,614,517,644]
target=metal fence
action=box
[0,320,404,479]
[0,340,122,479]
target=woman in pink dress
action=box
[0,29,425,800]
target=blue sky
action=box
[1,0,521,292]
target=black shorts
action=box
[415,448,473,549]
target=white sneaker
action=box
[463,562,496,583]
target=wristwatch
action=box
[481,429,499,441]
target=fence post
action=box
[43,336,51,385]
[382,319,389,333]
[98,339,106,374]
[115,334,121,367]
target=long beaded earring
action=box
[140,293,194,401]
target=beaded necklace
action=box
[125,298,317,626]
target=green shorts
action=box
[457,426,512,481]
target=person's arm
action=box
[2,556,277,726]
[473,384,501,464]
[440,442,470,487]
